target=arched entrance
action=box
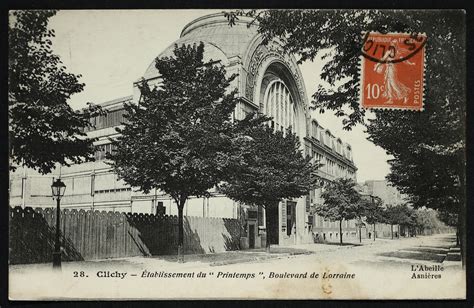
[256,61,306,245]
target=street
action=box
[9,233,464,300]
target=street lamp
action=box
[51,178,66,268]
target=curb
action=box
[441,242,461,263]
[444,249,461,263]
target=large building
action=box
[9,13,358,247]
[357,180,407,238]
[360,180,408,206]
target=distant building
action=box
[360,180,408,206]
[9,13,359,248]
[357,180,407,238]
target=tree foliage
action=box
[109,42,240,255]
[383,204,408,226]
[220,115,317,207]
[316,178,360,222]
[437,209,458,227]
[315,178,361,244]
[219,115,319,249]
[9,10,103,174]
[364,196,384,226]
[413,208,449,235]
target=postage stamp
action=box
[360,32,427,110]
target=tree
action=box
[226,9,466,266]
[219,115,318,252]
[382,205,396,239]
[353,197,372,243]
[383,204,411,239]
[315,178,361,245]
[412,208,443,236]
[9,10,102,174]
[400,206,418,237]
[109,42,240,261]
[364,196,384,241]
[438,209,459,245]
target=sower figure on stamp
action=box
[374,39,415,105]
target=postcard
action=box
[8,9,466,300]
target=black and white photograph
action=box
[7,9,466,300]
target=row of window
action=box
[84,108,128,132]
[95,188,131,194]
[311,121,352,161]
[314,214,356,228]
[310,148,355,179]
[314,232,358,241]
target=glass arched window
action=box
[263,80,296,132]
[337,139,342,154]
[325,131,331,147]
[346,146,352,161]
[312,121,319,140]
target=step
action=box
[445,252,461,262]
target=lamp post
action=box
[51,178,66,268]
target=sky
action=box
[48,9,391,183]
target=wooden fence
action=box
[9,206,242,265]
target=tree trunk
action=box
[373,223,376,241]
[456,228,460,246]
[391,224,394,239]
[177,201,185,263]
[458,212,465,268]
[339,219,343,245]
[265,207,271,253]
[458,161,466,268]
[359,225,362,243]
[265,203,278,253]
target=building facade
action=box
[360,180,408,206]
[357,180,407,238]
[9,13,359,247]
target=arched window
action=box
[346,146,352,161]
[263,80,296,132]
[325,131,331,147]
[337,138,342,154]
[312,121,319,140]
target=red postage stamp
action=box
[360,32,427,110]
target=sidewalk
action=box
[9,240,374,273]
[8,237,409,273]
[280,237,390,253]
[152,238,391,266]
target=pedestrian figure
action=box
[314,233,319,243]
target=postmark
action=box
[359,32,426,110]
